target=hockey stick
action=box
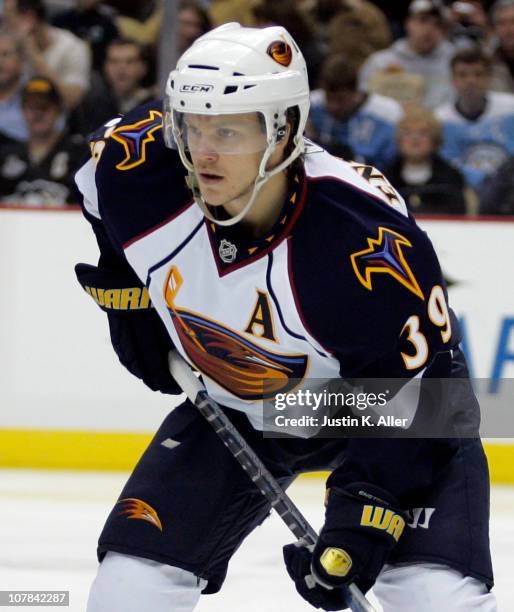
[168,351,376,612]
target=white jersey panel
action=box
[123,201,200,284]
[124,206,341,429]
[304,148,408,217]
[75,158,100,219]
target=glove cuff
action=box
[313,482,407,589]
[75,263,153,314]
[323,483,406,546]
[329,482,399,508]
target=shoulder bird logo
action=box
[350,226,424,300]
[111,110,162,171]
[117,498,163,531]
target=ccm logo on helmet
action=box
[179,84,213,93]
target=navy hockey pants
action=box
[96,400,493,594]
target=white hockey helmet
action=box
[163,22,310,226]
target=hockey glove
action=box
[283,483,406,610]
[75,262,181,394]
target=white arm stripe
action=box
[75,157,101,219]
[304,149,408,217]
[371,369,425,427]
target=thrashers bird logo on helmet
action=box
[267,41,293,67]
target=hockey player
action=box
[75,23,496,612]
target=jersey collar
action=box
[205,168,307,276]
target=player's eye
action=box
[217,128,237,139]
[186,125,201,139]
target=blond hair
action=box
[397,106,442,148]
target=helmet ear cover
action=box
[281,107,301,153]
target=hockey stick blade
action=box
[168,351,376,612]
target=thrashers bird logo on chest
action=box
[162,266,308,400]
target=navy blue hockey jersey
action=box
[76,101,473,502]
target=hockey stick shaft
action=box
[168,351,375,612]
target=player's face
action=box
[452,62,490,99]
[184,112,270,207]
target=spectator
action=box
[308,55,403,169]
[359,0,456,108]
[208,0,255,27]
[104,0,158,21]
[177,1,212,55]
[448,0,492,49]
[385,106,470,214]
[435,46,514,189]
[72,38,153,136]
[109,0,163,46]
[0,28,28,142]
[309,0,344,23]
[252,0,326,87]
[489,0,514,92]
[479,155,514,213]
[0,77,87,206]
[52,0,119,72]
[366,0,414,39]
[327,0,392,67]
[4,0,91,110]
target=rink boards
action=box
[0,207,513,481]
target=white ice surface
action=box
[0,470,512,611]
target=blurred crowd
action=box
[0,0,512,215]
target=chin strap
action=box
[185,167,270,228]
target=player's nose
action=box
[196,146,219,163]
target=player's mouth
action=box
[198,172,224,184]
